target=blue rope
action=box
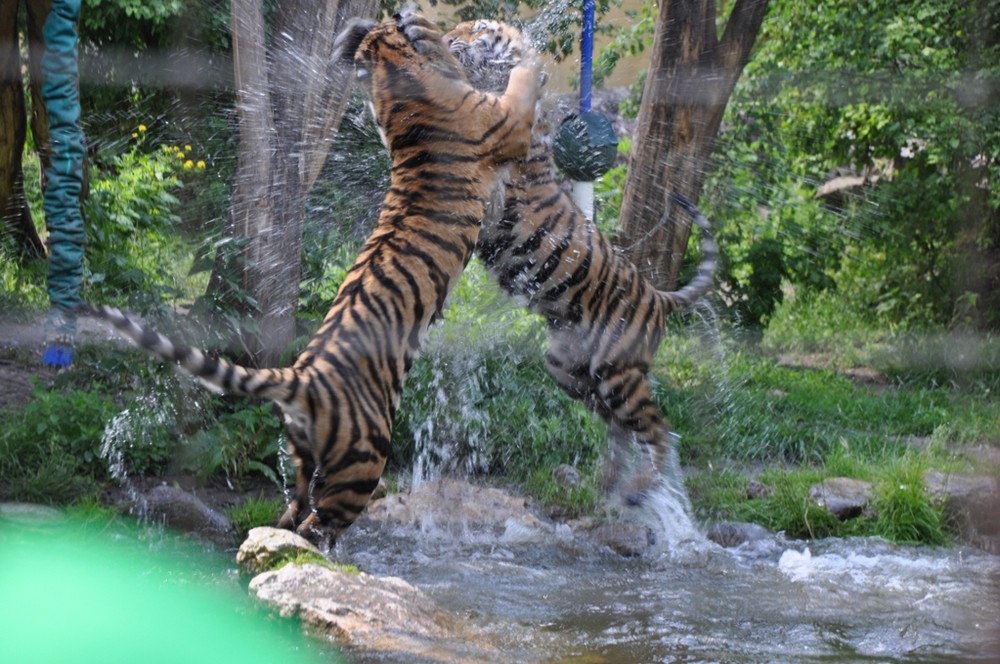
[41,0,86,366]
[580,0,595,114]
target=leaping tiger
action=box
[444,19,718,502]
[80,10,542,544]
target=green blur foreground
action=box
[0,517,340,664]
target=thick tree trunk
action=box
[216,0,377,365]
[0,0,45,260]
[617,0,769,291]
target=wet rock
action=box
[366,478,550,540]
[747,479,774,500]
[553,464,582,487]
[138,484,233,540]
[237,527,325,576]
[809,477,873,519]
[249,562,489,659]
[707,521,774,548]
[589,522,656,557]
[924,470,1000,553]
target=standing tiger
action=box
[81,11,541,543]
[444,20,718,502]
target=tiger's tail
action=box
[79,305,299,403]
[657,192,718,313]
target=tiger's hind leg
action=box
[546,340,672,506]
[544,344,635,494]
[595,365,672,505]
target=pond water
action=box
[339,507,1000,663]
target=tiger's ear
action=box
[334,18,376,63]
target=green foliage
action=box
[83,134,207,307]
[706,0,1000,330]
[523,466,600,518]
[393,261,605,484]
[593,135,630,236]
[762,289,887,360]
[653,335,955,465]
[872,457,948,545]
[687,454,949,546]
[0,249,47,314]
[226,494,285,536]
[176,402,284,488]
[0,385,118,503]
[869,331,1000,390]
[591,3,655,89]
[80,0,184,46]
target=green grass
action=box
[654,341,955,466]
[685,453,950,544]
[667,288,998,546]
[226,495,285,536]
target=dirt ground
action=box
[0,315,119,412]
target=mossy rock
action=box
[236,526,337,576]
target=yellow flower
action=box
[185,144,192,152]
[138,124,147,133]
[131,132,138,139]
[183,160,194,169]
[196,160,206,170]
[177,152,185,160]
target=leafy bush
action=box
[177,403,284,488]
[83,131,207,307]
[0,385,118,503]
[706,0,999,331]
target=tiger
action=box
[80,10,542,544]
[443,19,718,503]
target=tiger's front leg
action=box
[275,431,315,532]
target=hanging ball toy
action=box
[553,111,618,181]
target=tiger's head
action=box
[445,19,531,95]
[334,11,472,132]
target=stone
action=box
[138,484,233,539]
[747,478,774,500]
[552,463,582,487]
[924,470,1000,553]
[237,526,325,576]
[589,522,656,557]
[809,477,873,519]
[707,521,774,548]
[248,562,491,659]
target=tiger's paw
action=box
[277,501,301,530]
[395,9,448,59]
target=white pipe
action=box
[570,180,595,222]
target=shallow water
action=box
[337,503,1000,664]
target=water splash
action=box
[638,433,705,551]
[409,349,492,488]
[100,388,180,517]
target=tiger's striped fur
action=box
[82,11,541,543]
[446,20,718,501]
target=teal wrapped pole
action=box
[40,0,86,366]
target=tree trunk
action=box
[0,0,45,260]
[617,0,769,291]
[217,0,377,365]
